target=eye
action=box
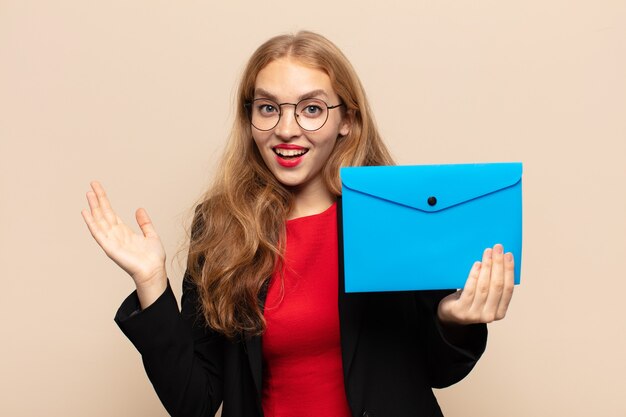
[254,100,279,117]
[298,100,325,118]
[259,104,276,114]
[304,105,322,115]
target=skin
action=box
[82,182,167,309]
[438,246,515,328]
[81,58,514,324]
[252,58,351,219]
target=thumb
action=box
[135,208,159,238]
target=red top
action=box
[261,202,352,417]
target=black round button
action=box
[427,196,437,206]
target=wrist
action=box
[436,313,475,346]
[437,302,458,326]
[135,268,168,310]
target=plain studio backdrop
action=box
[1,1,625,416]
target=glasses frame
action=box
[245,98,344,132]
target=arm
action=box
[115,274,224,417]
[414,289,488,388]
[416,244,515,388]
[82,182,223,416]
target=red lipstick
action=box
[272,144,308,168]
[276,155,304,167]
[273,144,307,150]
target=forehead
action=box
[254,58,335,101]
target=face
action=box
[251,57,351,198]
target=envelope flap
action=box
[340,163,523,212]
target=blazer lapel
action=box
[244,333,263,412]
[244,281,269,414]
[337,197,365,380]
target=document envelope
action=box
[340,162,522,292]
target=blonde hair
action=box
[186,31,394,339]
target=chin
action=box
[274,175,307,189]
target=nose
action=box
[273,105,301,140]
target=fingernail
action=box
[484,248,492,259]
[475,261,482,271]
[505,253,514,262]
[494,244,503,255]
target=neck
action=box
[287,179,335,220]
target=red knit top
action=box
[261,202,352,417]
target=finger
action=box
[458,261,482,305]
[86,189,102,219]
[86,189,111,232]
[136,208,159,239]
[495,252,515,319]
[91,181,118,225]
[81,208,106,246]
[470,247,493,312]
[482,243,505,322]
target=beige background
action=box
[1,1,625,416]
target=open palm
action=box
[437,244,515,325]
[81,181,166,287]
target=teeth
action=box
[274,148,307,157]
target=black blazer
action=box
[115,200,487,417]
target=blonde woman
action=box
[82,31,514,417]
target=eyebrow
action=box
[253,88,330,102]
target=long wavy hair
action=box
[185,31,394,339]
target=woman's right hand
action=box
[81,181,167,308]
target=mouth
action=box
[272,146,309,159]
[272,145,308,168]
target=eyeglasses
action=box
[245,98,344,132]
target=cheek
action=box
[251,132,269,150]
[251,133,275,166]
[314,136,338,160]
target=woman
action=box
[82,31,514,417]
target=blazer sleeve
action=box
[115,274,224,417]
[414,289,488,389]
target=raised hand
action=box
[81,181,167,308]
[437,244,515,325]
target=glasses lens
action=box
[250,99,280,131]
[296,99,328,131]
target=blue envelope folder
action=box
[340,162,523,292]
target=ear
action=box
[338,109,354,137]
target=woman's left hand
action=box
[437,244,515,325]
